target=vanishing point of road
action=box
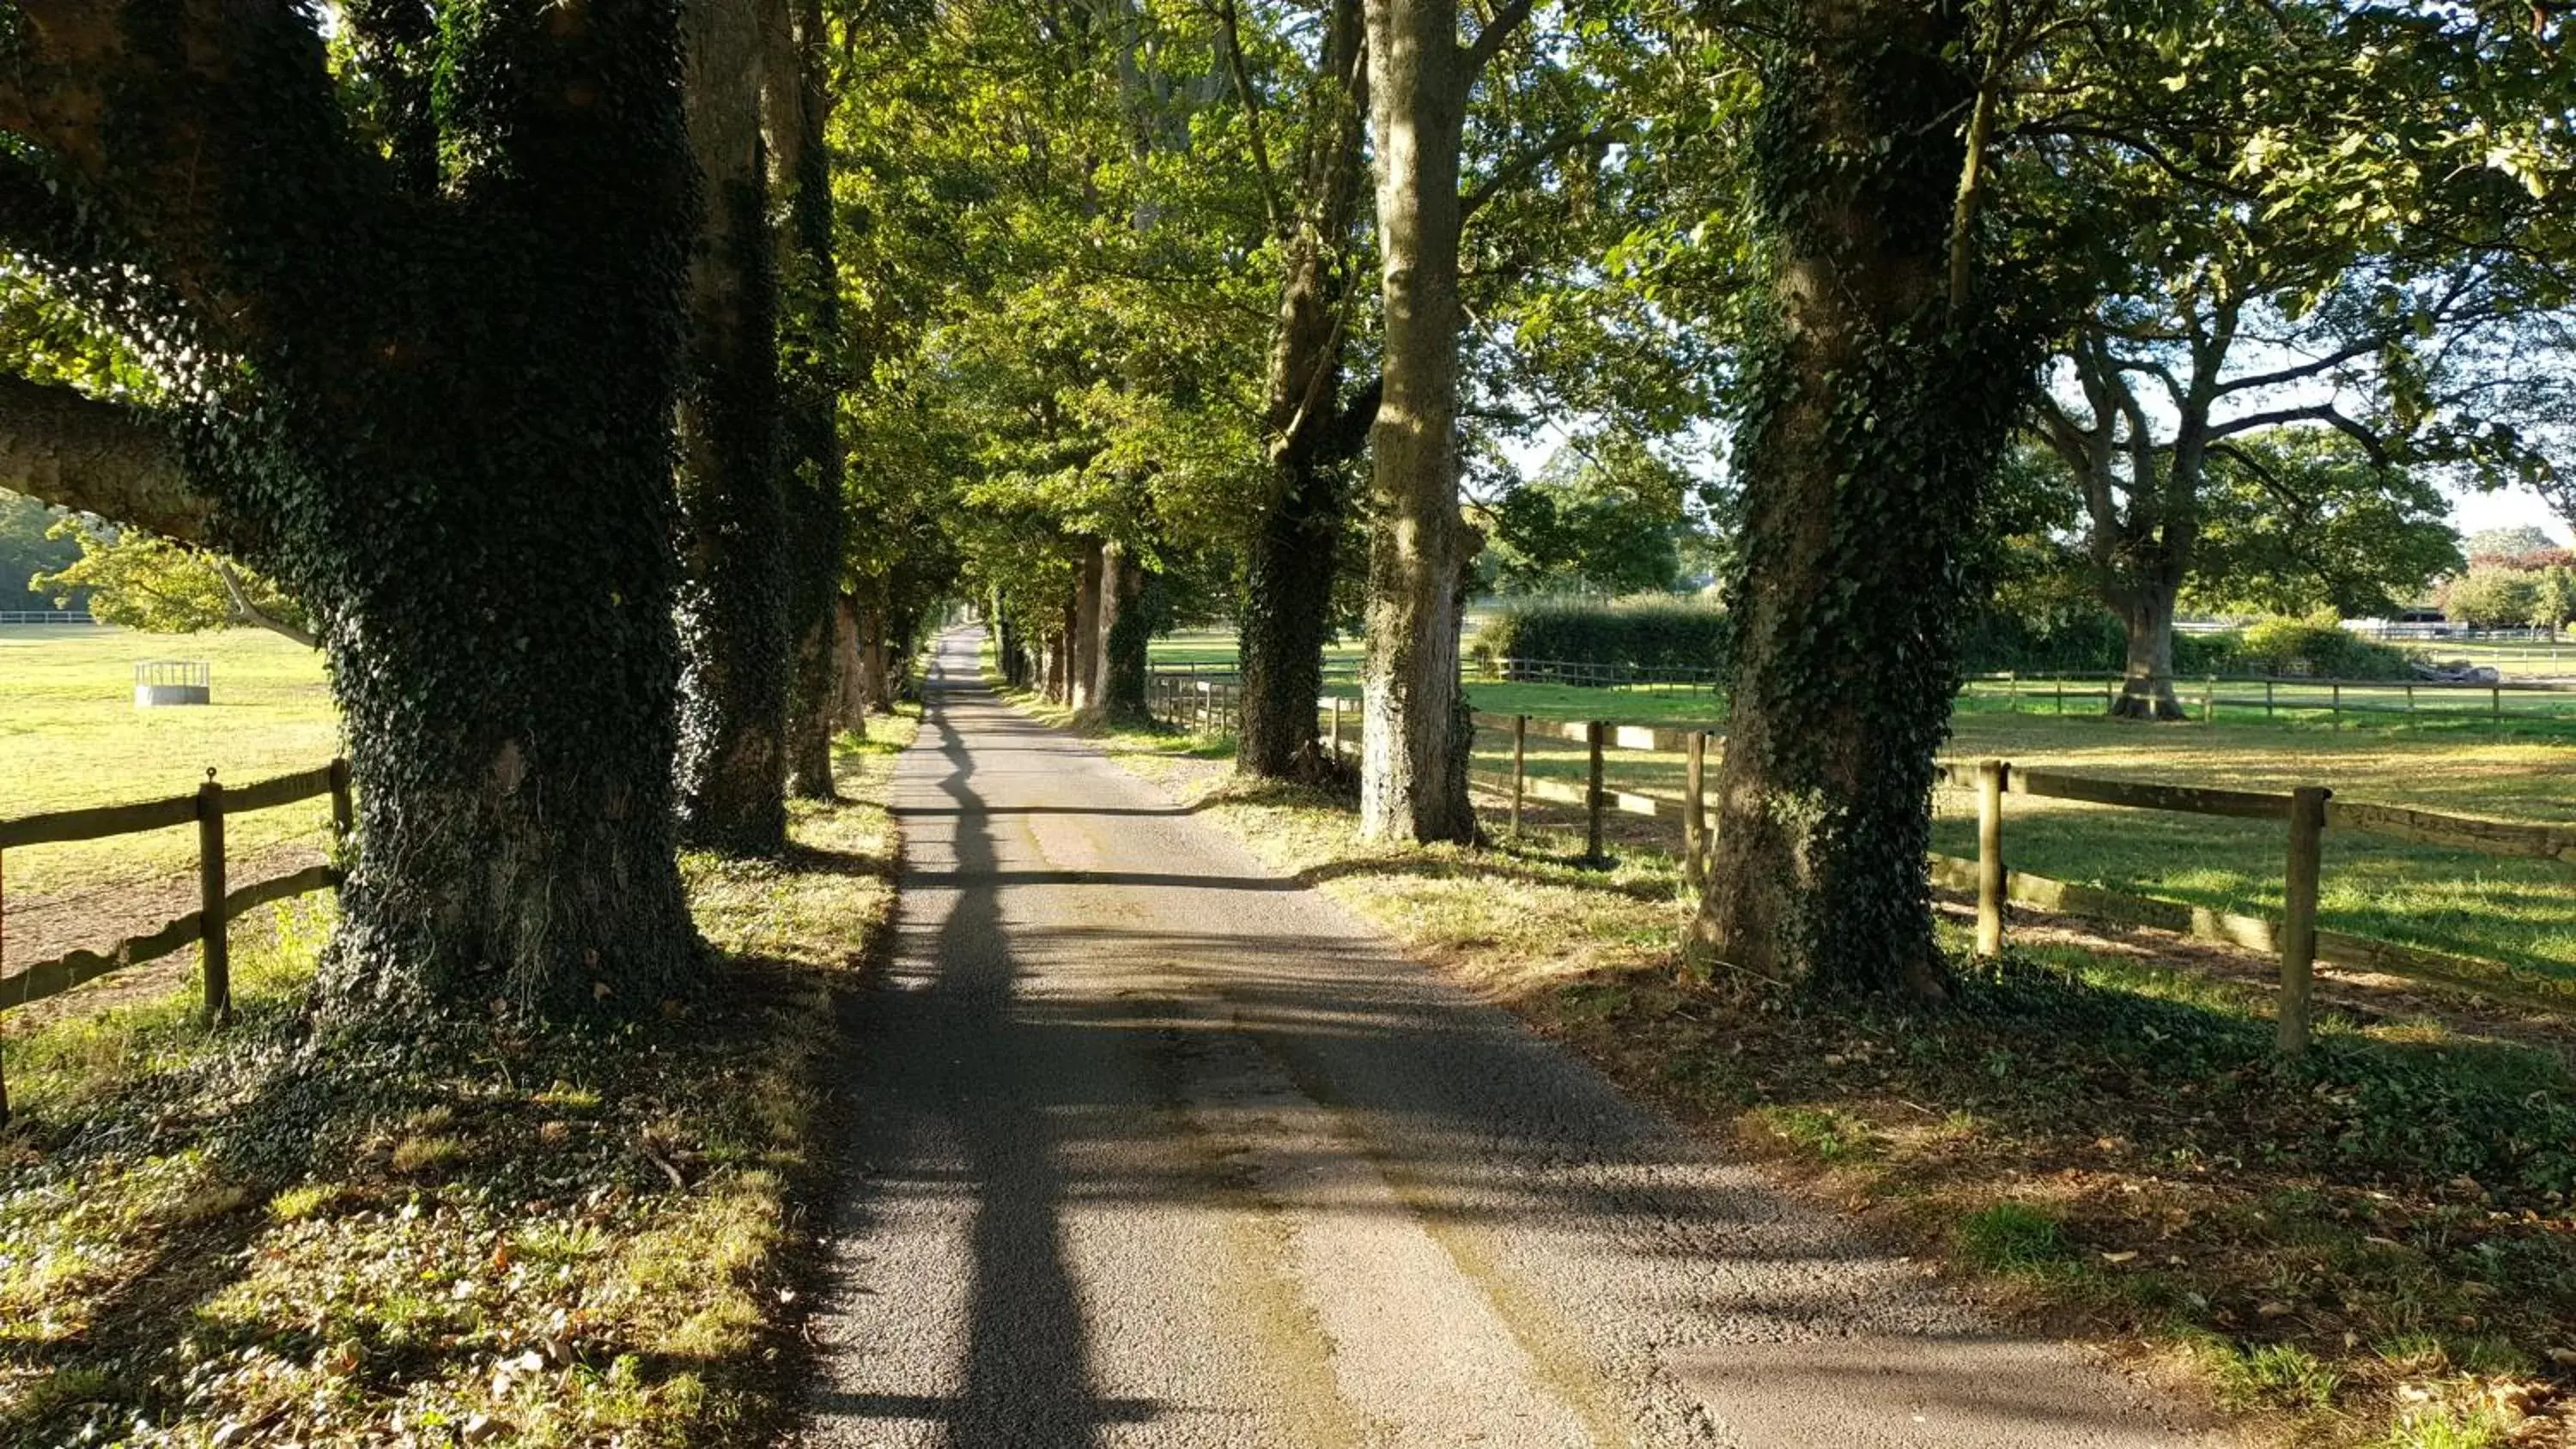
[799,628,2217,1449]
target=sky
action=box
[2445,482,2567,545]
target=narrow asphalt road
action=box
[799,628,2218,1449]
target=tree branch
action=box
[1322,374,1383,464]
[213,555,316,646]
[1212,0,1289,243]
[2207,403,2391,464]
[1460,124,1623,221]
[2215,331,2389,397]
[1462,0,1537,76]
[2,0,384,351]
[0,375,210,543]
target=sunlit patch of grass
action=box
[2378,1399,2517,1449]
[2198,1338,2345,1414]
[1954,1202,2070,1271]
[0,627,342,901]
[1751,1106,1878,1165]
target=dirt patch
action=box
[3,840,334,1034]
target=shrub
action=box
[1958,608,2129,674]
[2439,568,2543,628]
[2229,615,2421,679]
[1469,597,1729,676]
[1961,608,2419,680]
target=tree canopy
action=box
[3,0,2569,1016]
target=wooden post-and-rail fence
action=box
[1142,670,2576,1053]
[1929,761,2575,1052]
[0,759,353,1125]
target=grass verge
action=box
[0,710,916,1447]
[1046,703,2576,1449]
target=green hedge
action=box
[1961,609,2420,680]
[1468,598,1730,676]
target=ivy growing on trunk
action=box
[1688,0,2048,999]
[0,0,704,1017]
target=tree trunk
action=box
[671,0,789,852]
[1239,469,1347,772]
[997,613,1024,687]
[1358,0,1476,843]
[830,591,871,736]
[850,586,893,713]
[1236,0,1369,780]
[1097,541,1151,722]
[0,0,707,1020]
[773,0,849,802]
[2111,584,2185,719]
[1686,0,2039,999]
[1069,543,1105,712]
[785,609,841,796]
[1045,610,1072,704]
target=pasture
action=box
[0,626,339,974]
[1147,627,2576,985]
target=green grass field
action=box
[0,626,340,961]
[1149,626,2576,984]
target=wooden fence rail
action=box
[1143,672,2574,1051]
[1965,671,2576,730]
[0,759,353,1124]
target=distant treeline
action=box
[1468,597,2424,683]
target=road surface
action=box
[799,628,2215,1449]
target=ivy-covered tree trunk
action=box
[1358,0,1482,843]
[1097,541,1151,722]
[995,610,1024,688]
[1236,0,1370,779]
[773,0,851,799]
[1239,476,1348,769]
[671,0,790,851]
[1687,0,2038,998]
[1046,605,1073,703]
[0,0,706,1017]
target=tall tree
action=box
[1686,0,2044,997]
[0,0,702,1016]
[672,0,793,849]
[1356,0,1531,841]
[774,0,852,797]
[1230,0,1380,778]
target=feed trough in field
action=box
[134,659,211,707]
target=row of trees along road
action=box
[0,0,934,1016]
[3,0,2571,1012]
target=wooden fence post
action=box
[197,774,230,1025]
[1584,720,1606,865]
[1329,696,1345,758]
[1684,731,1707,888]
[1510,714,1528,834]
[2265,678,2275,718]
[2277,785,2330,1056]
[2493,684,2503,726]
[2202,676,2215,724]
[2330,682,2341,730]
[1977,759,2008,956]
[328,757,355,846]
